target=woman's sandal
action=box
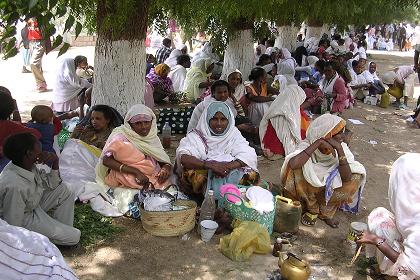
[301,212,318,226]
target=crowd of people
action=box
[0,28,419,279]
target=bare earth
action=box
[1,48,419,280]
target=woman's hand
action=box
[156,164,171,184]
[356,231,380,245]
[135,171,149,186]
[325,137,343,153]
[206,161,230,178]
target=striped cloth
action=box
[0,219,78,280]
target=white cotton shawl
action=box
[225,69,247,100]
[320,73,339,95]
[388,153,420,277]
[187,96,237,132]
[280,114,366,209]
[278,61,298,86]
[168,64,187,93]
[176,102,257,175]
[53,57,92,104]
[164,49,182,68]
[259,85,306,155]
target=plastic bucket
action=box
[200,220,218,242]
[347,222,368,242]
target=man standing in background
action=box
[155,38,172,65]
[19,20,31,73]
[28,18,48,92]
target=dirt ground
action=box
[0,48,418,279]
[59,52,420,280]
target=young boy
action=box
[26,105,57,153]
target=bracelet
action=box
[376,238,385,247]
[338,155,347,161]
[119,164,125,173]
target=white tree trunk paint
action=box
[221,29,254,81]
[306,24,330,39]
[274,25,300,52]
[93,38,146,115]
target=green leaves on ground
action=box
[73,203,124,248]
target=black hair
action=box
[324,61,336,70]
[256,54,271,66]
[74,55,87,66]
[315,60,326,71]
[0,86,12,95]
[211,80,230,95]
[89,104,124,128]
[0,91,15,120]
[3,132,38,165]
[249,67,266,81]
[162,38,171,46]
[352,59,359,69]
[177,54,190,65]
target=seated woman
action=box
[183,58,214,102]
[260,85,310,159]
[0,91,41,172]
[176,102,258,203]
[52,57,92,114]
[96,104,173,216]
[357,153,420,280]
[0,132,80,245]
[280,114,366,228]
[244,67,275,126]
[59,105,123,200]
[146,63,175,103]
[320,62,349,115]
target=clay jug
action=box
[274,196,302,234]
[278,252,311,280]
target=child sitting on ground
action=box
[26,105,59,153]
[74,55,94,83]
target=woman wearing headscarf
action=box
[176,102,258,202]
[280,114,366,228]
[183,58,215,102]
[277,60,298,86]
[96,104,173,216]
[146,63,175,103]
[191,42,219,63]
[260,85,310,159]
[357,153,420,280]
[52,57,92,113]
[164,49,182,68]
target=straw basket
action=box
[140,200,197,237]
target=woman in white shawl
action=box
[260,85,310,159]
[96,104,172,217]
[176,101,259,201]
[164,49,182,68]
[280,114,366,228]
[52,57,92,113]
[191,42,219,63]
[357,153,420,280]
[277,59,298,86]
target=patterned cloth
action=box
[155,46,172,65]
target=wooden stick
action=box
[350,245,363,266]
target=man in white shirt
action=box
[168,54,191,93]
[349,60,373,100]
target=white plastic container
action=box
[200,220,218,242]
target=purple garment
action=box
[146,68,174,93]
[26,122,55,153]
[0,156,9,173]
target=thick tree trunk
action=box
[92,1,149,114]
[221,29,254,81]
[306,23,330,39]
[274,25,299,52]
[93,39,146,114]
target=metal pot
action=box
[278,252,311,280]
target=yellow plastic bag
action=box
[219,221,271,261]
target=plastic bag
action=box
[219,221,271,261]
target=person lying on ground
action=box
[0,92,41,172]
[357,153,420,280]
[0,132,80,246]
[280,114,366,228]
[96,104,173,217]
[176,101,259,204]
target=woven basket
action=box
[140,200,197,237]
[221,186,276,234]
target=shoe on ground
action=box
[22,67,31,73]
[38,88,49,93]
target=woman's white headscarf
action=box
[277,61,298,86]
[280,114,366,212]
[307,56,319,67]
[225,69,247,100]
[176,101,257,174]
[259,85,306,156]
[164,49,182,68]
[388,153,420,276]
[183,58,213,100]
[96,104,171,184]
[280,48,292,59]
[53,57,92,104]
[191,42,218,63]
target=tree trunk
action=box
[274,25,300,52]
[92,1,149,114]
[306,23,330,39]
[221,29,254,81]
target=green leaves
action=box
[64,15,75,33]
[57,42,70,57]
[75,21,83,38]
[28,0,38,9]
[51,35,63,50]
